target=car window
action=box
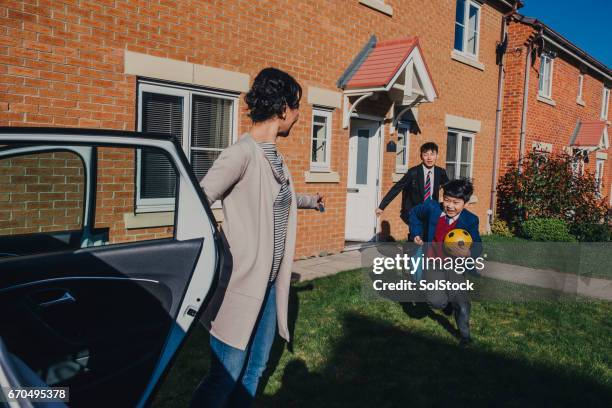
[0,151,85,237]
[93,146,176,245]
[0,144,178,258]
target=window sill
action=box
[451,50,485,71]
[124,211,174,229]
[576,98,586,107]
[304,170,340,183]
[359,0,393,16]
[537,94,556,106]
[392,172,406,182]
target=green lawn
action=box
[481,235,612,279]
[153,269,612,407]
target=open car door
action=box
[0,128,221,407]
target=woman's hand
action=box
[413,236,423,246]
[316,193,325,211]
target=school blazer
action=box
[378,165,449,224]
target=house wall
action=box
[500,19,611,204]
[2,0,509,256]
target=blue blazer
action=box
[409,199,482,258]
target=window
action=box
[137,81,237,212]
[538,55,554,99]
[577,74,584,101]
[595,158,605,196]
[602,87,610,119]
[454,0,481,58]
[396,126,410,172]
[356,129,370,185]
[0,151,85,239]
[446,130,474,179]
[310,108,332,171]
[0,144,180,258]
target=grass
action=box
[152,269,612,408]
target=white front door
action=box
[345,119,382,242]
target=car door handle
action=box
[38,291,76,308]
[347,188,359,193]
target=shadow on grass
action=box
[257,312,611,408]
[400,301,460,339]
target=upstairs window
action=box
[538,55,554,99]
[602,87,610,119]
[577,74,584,102]
[454,0,481,58]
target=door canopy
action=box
[338,36,438,128]
[569,120,609,152]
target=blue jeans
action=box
[190,283,277,408]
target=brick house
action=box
[2,0,527,257]
[498,14,611,206]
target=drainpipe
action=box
[517,42,531,172]
[489,6,517,229]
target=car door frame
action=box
[0,127,222,407]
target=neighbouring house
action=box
[498,14,611,206]
[1,0,553,258]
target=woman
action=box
[191,67,324,407]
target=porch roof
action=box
[569,120,609,150]
[339,36,437,101]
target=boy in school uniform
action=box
[409,178,481,346]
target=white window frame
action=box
[310,107,333,172]
[446,129,475,180]
[137,81,238,212]
[538,55,554,99]
[577,74,584,101]
[454,0,481,59]
[595,158,605,196]
[395,126,410,173]
[601,87,610,120]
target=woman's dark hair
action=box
[442,178,474,203]
[245,67,302,122]
[420,142,439,154]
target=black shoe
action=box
[458,337,472,347]
[442,303,453,316]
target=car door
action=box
[0,128,221,407]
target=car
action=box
[0,127,222,407]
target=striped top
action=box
[259,142,292,282]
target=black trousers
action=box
[422,266,471,339]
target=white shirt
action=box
[439,212,460,225]
[422,164,434,193]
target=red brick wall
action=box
[1,0,510,256]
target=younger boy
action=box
[409,178,481,346]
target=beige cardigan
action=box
[199,133,318,350]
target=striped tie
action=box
[424,171,432,201]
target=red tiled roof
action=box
[571,120,608,147]
[345,37,419,90]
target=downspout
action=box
[517,42,531,172]
[489,9,514,229]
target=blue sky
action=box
[520,0,611,68]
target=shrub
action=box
[520,218,576,242]
[569,223,611,242]
[497,152,610,241]
[491,219,514,237]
